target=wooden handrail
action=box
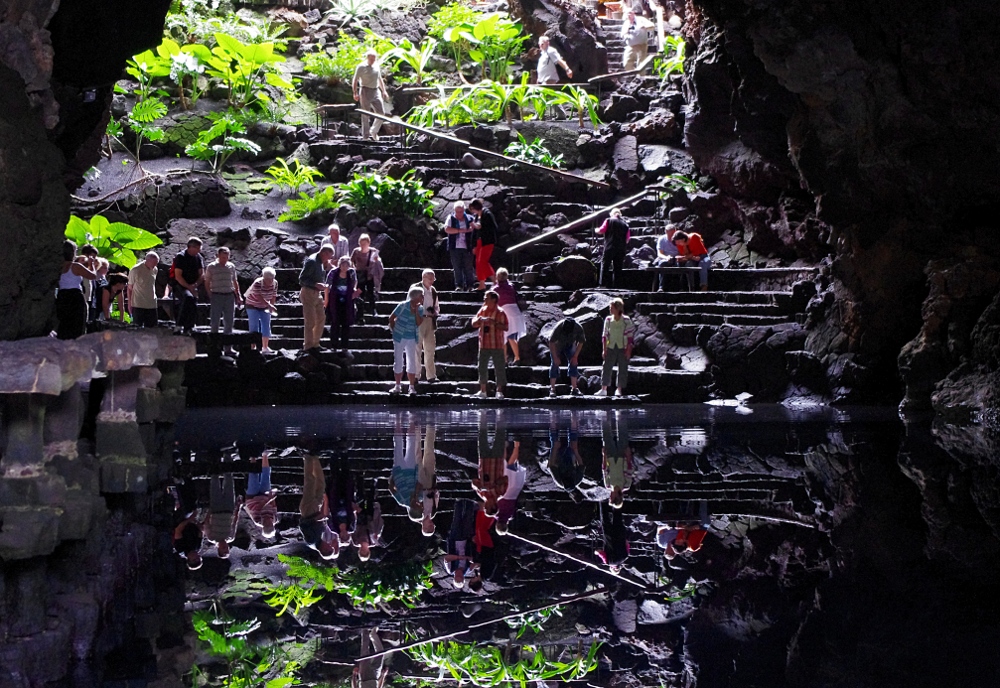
[587,53,657,83]
[506,186,663,254]
[353,108,611,188]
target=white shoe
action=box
[615,389,624,397]
[497,392,505,400]
[595,389,608,397]
[390,384,401,394]
[408,386,417,395]
[473,391,487,399]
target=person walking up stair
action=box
[352,49,390,141]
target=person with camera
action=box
[472,291,509,399]
[412,269,440,383]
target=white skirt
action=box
[501,303,527,341]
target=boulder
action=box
[639,145,696,178]
[553,255,597,290]
[621,109,681,144]
[599,94,641,123]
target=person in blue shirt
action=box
[387,286,425,394]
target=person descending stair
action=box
[387,287,425,395]
[352,48,390,141]
[621,10,654,70]
[445,201,476,292]
[325,255,360,354]
[469,198,497,291]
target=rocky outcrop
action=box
[509,0,608,81]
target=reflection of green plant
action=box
[65,215,163,269]
[653,35,686,79]
[339,170,435,221]
[408,640,601,685]
[504,132,565,168]
[265,158,322,195]
[272,555,434,610]
[185,112,261,173]
[504,604,564,639]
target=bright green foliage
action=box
[185,112,261,173]
[191,608,308,688]
[504,132,565,168]
[384,37,439,86]
[463,12,529,83]
[338,170,435,221]
[504,604,565,639]
[279,185,339,223]
[429,2,487,81]
[155,37,211,109]
[325,0,422,27]
[126,50,171,101]
[166,0,289,51]
[263,583,325,617]
[408,639,601,686]
[106,98,167,168]
[548,85,601,129]
[270,555,434,610]
[661,173,699,194]
[203,33,287,108]
[265,158,323,195]
[302,30,395,83]
[653,35,686,79]
[65,215,163,269]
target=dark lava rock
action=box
[553,255,598,290]
[620,109,680,144]
[599,94,641,123]
[511,0,608,81]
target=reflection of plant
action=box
[504,604,564,639]
[185,112,261,173]
[191,605,310,688]
[339,170,435,221]
[408,640,601,685]
[504,132,565,168]
[64,215,163,269]
[653,35,686,79]
[271,555,434,610]
[265,158,323,194]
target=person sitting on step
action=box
[472,291,509,399]
[654,224,679,292]
[597,298,636,397]
[387,286,425,395]
[672,230,711,291]
[351,234,383,325]
[547,316,586,396]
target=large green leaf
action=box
[65,216,90,245]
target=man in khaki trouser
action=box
[299,245,334,351]
[352,49,390,140]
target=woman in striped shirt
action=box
[244,267,278,352]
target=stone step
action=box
[650,312,797,327]
[636,302,790,317]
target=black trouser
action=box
[175,288,198,332]
[600,248,624,288]
[56,289,88,339]
[132,307,158,328]
[357,278,376,322]
[330,301,350,349]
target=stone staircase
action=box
[600,17,660,70]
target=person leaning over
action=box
[244,267,278,352]
[412,269,440,383]
[127,251,160,327]
[596,298,636,397]
[56,240,99,339]
[172,237,204,335]
[299,244,334,351]
[536,35,573,84]
[672,230,712,291]
[100,274,128,323]
[472,291,509,399]
[548,316,586,396]
[205,246,243,338]
[388,286,425,395]
[352,48,390,141]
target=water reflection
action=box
[164,405,1000,687]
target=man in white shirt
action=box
[621,11,653,70]
[536,35,573,85]
[352,49,390,140]
[328,223,351,263]
[127,251,160,327]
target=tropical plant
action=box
[106,97,168,168]
[185,112,261,173]
[265,158,323,194]
[430,3,488,82]
[653,35,686,79]
[203,33,288,108]
[661,173,699,194]
[279,185,339,223]
[302,29,396,84]
[166,0,290,51]
[65,215,163,269]
[338,170,435,221]
[504,605,565,639]
[153,37,212,109]
[504,132,565,168]
[125,50,171,102]
[269,555,434,610]
[463,12,529,83]
[384,37,439,86]
[551,85,601,129]
[408,640,601,686]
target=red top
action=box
[678,233,708,258]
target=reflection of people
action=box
[469,505,496,593]
[205,472,241,559]
[596,506,630,573]
[352,628,389,688]
[243,448,277,540]
[495,439,524,534]
[300,444,338,559]
[327,453,359,546]
[389,417,420,520]
[546,411,584,490]
[172,482,204,571]
[352,48,390,141]
[445,498,480,588]
[352,498,383,561]
[602,411,633,508]
[536,35,573,84]
[656,501,710,560]
[473,412,509,516]
[416,422,439,536]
